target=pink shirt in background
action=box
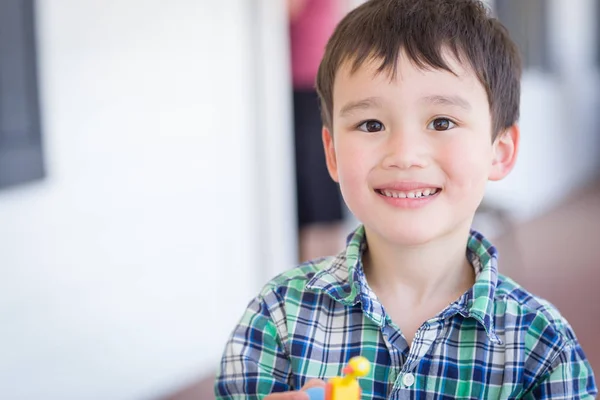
[290,0,343,89]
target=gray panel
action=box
[0,0,45,189]
[495,0,552,72]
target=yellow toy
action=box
[326,356,371,400]
[305,356,371,400]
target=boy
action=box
[215,0,597,398]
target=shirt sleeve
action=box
[214,291,292,400]
[525,338,598,399]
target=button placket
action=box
[394,321,441,392]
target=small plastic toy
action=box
[305,356,371,400]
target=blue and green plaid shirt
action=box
[215,225,597,399]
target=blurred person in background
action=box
[288,0,349,262]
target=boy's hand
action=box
[264,379,326,399]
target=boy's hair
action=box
[315,0,522,140]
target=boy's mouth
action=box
[375,187,441,199]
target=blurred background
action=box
[0,0,598,399]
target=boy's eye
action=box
[357,120,384,132]
[428,118,456,131]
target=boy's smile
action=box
[322,49,518,246]
[374,181,442,209]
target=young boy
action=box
[215,0,597,398]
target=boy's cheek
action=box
[442,138,492,172]
[439,151,491,194]
[335,147,369,176]
[336,168,364,191]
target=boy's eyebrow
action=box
[339,97,383,117]
[421,95,472,111]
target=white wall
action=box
[0,1,295,399]
[251,0,298,281]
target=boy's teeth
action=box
[381,188,438,199]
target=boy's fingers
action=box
[264,380,327,400]
[301,379,327,390]
[264,391,309,400]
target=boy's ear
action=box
[489,124,520,181]
[322,126,340,182]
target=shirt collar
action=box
[305,225,366,307]
[306,225,502,344]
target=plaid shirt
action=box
[215,225,597,399]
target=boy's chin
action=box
[367,224,449,248]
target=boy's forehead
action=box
[332,50,483,106]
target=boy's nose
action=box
[381,130,428,170]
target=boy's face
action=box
[323,50,518,246]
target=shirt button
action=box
[402,372,415,387]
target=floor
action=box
[164,179,600,400]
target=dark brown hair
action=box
[315,0,522,140]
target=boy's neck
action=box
[362,223,476,306]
